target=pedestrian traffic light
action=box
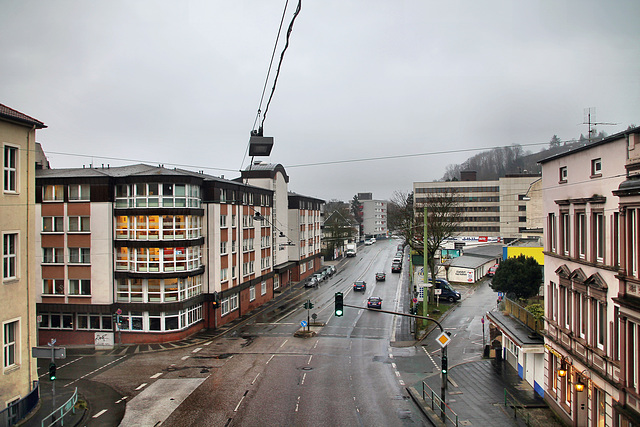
[308,302,314,309]
[303,302,309,309]
[335,292,343,317]
[49,362,57,381]
[441,355,448,375]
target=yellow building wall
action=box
[506,246,544,265]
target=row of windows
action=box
[462,216,501,223]
[558,158,602,183]
[43,278,90,295]
[116,215,202,240]
[43,184,90,201]
[415,196,500,205]
[43,216,90,233]
[115,183,201,208]
[415,186,499,194]
[116,247,202,272]
[220,189,270,206]
[39,305,203,333]
[452,206,501,213]
[456,226,500,232]
[43,247,90,264]
[117,276,202,302]
[548,210,606,263]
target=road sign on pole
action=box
[32,347,66,359]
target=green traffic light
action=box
[335,292,344,317]
[48,362,57,381]
[336,309,343,316]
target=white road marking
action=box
[391,362,397,369]
[301,372,307,385]
[307,355,313,365]
[279,339,288,348]
[192,347,202,353]
[234,395,246,412]
[135,383,147,390]
[150,373,163,379]
[64,355,127,387]
[295,396,301,412]
[313,340,319,349]
[181,355,190,360]
[203,341,212,346]
[251,373,260,384]
[92,409,107,418]
[266,354,275,364]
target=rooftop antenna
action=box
[583,107,616,143]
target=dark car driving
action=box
[353,281,367,292]
[367,297,382,309]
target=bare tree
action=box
[322,203,357,260]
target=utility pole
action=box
[423,205,429,327]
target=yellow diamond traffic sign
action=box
[436,331,451,348]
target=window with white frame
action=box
[68,216,90,232]
[596,300,606,349]
[232,240,237,253]
[549,281,558,322]
[3,145,17,193]
[230,294,239,311]
[3,233,17,280]
[3,320,18,369]
[559,166,568,182]
[69,279,91,296]
[273,275,279,290]
[577,212,586,259]
[561,212,570,256]
[43,217,64,233]
[250,285,255,301]
[563,287,571,329]
[43,247,64,264]
[38,313,74,329]
[68,184,90,201]
[261,281,266,296]
[69,247,90,264]
[232,215,237,227]
[548,213,557,253]
[220,241,227,254]
[220,214,227,228]
[43,185,64,201]
[221,268,228,282]
[76,313,112,331]
[43,279,64,295]
[630,209,637,277]
[221,297,230,316]
[594,212,604,262]
[591,158,602,176]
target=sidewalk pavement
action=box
[408,358,564,427]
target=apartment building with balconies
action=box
[35,164,274,345]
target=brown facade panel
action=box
[67,202,91,216]
[67,233,91,247]
[67,297,92,305]
[42,265,65,278]
[42,202,65,216]
[42,234,64,247]
[67,266,91,279]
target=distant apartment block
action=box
[413,172,540,241]
[357,193,388,237]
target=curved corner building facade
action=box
[35,163,323,346]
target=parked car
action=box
[391,262,402,273]
[313,273,324,283]
[367,296,382,309]
[393,257,402,265]
[305,277,318,288]
[375,272,386,281]
[364,239,373,245]
[371,237,376,243]
[487,264,499,277]
[431,278,461,302]
[327,265,337,275]
[353,281,367,292]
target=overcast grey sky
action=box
[2,0,639,202]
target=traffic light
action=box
[441,355,448,375]
[308,302,314,309]
[335,292,343,317]
[212,301,219,310]
[303,302,309,309]
[49,362,57,381]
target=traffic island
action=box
[294,323,324,338]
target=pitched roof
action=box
[0,103,47,128]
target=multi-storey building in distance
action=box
[35,162,323,346]
[356,193,388,238]
[1,104,46,412]
[413,171,540,242]
[541,126,640,426]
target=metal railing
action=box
[422,380,458,426]
[503,388,545,427]
[41,387,78,427]
[0,381,39,427]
